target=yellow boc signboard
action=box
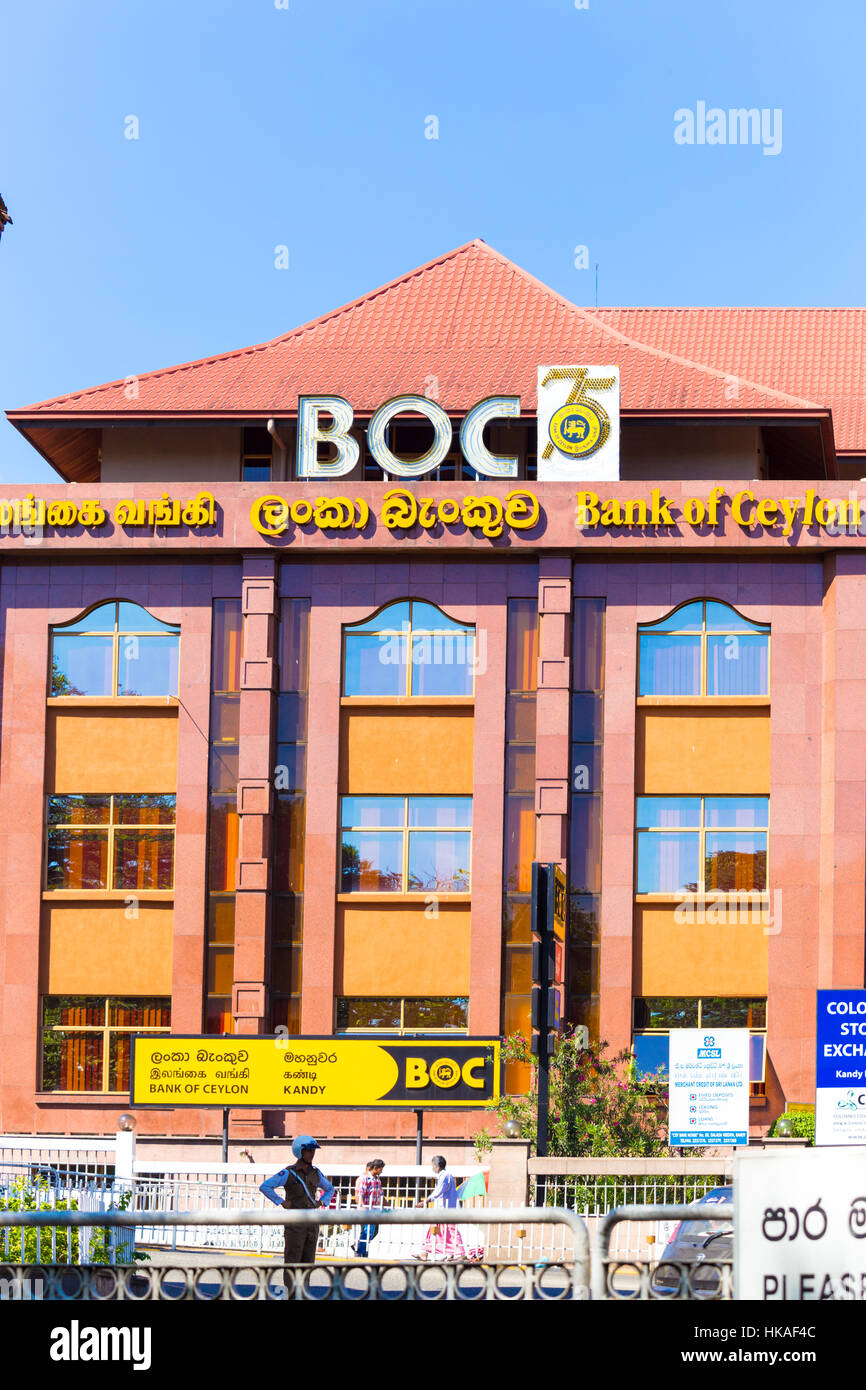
[131,1036,501,1109]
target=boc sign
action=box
[815,989,866,1144]
[131,1036,501,1109]
[736,1149,866,1299]
[668,1028,749,1146]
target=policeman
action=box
[260,1136,336,1280]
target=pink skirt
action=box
[423,1223,483,1262]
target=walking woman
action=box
[416,1155,482,1262]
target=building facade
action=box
[2,240,865,1150]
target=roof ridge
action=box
[486,257,825,412]
[15,240,491,413]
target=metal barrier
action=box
[0,1207,590,1301]
[592,1203,735,1301]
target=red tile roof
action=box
[8,241,827,424]
[591,307,866,455]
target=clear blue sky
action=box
[2,0,864,483]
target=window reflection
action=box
[638,599,769,697]
[50,601,180,698]
[343,600,475,697]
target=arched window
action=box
[638,600,769,698]
[50,601,180,698]
[343,599,475,698]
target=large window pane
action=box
[337,998,402,1030]
[572,598,605,692]
[341,796,405,828]
[408,797,472,828]
[571,693,603,741]
[278,599,310,693]
[707,633,769,696]
[46,830,109,889]
[704,797,768,829]
[638,634,701,696]
[208,798,239,891]
[341,831,403,892]
[61,602,117,634]
[506,600,538,692]
[750,1033,766,1082]
[506,693,536,742]
[705,832,767,891]
[645,601,704,633]
[634,997,700,1029]
[212,600,242,693]
[344,632,407,697]
[117,602,179,634]
[43,1030,104,1092]
[113,830,174,890]
[633,1034,670,1080]
[403,997,468,1029]
[347,602,411,634]
[569,797,602,893]
[207,895,236,944]
[705,601,768,633]
[701,997,766,1028]
[277,693,308,742]
[274,795,306,893]
[109,997,171,1027]
[504,795,535,895]
[408,831,471,892]
[275,744,307,792]
[637,831,700,894]
[209,744,239,792]
[504,898,532,944]
[51,634,113,696]
[211,693,240,744]
[48,795,111,826]
[411,602,468,633]
[114,794,176,825]
[636,797,701,829]
[117,634,179,696]
[506,744,535,793]
[412,633,474,696]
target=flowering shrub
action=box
[483,1030,672,1157]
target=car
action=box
[650,1186,733,1297]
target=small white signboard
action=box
[668,1028,749,1146]
[735,1149,866,1300]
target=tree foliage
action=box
[484,1029,672,1157]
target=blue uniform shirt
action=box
[260,1164,336,1208]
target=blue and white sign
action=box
[815,990,866,1145]
[668,1028,749,1146]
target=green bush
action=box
[478,1031,680,1158]
[769,1110,815,1145]
[0,1178,148,1265]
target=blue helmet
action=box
[291,1135,320,1159]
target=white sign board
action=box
[668,1028,749,1146]
[536,365,620,481]
[735,1149,866,1300]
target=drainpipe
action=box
[267,418,288,481]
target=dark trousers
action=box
[283,1224,318,1288]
